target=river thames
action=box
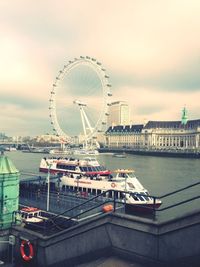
[6,150,200,222]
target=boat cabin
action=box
[20,207,44,224]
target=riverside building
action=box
[105,108,200,151]
[108,101,130,126]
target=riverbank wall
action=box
[99,148,200,158]
[11,209,200,267]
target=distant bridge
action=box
[0,141,26,147]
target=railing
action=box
[13,179,200,235]
[14,189,123,235]
[156,181,200,213]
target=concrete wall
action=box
[11,210,200,267]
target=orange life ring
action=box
[111,182,116,188]
[20,240,34,261]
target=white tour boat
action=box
[39,157,111,177]
[59,169,162,212]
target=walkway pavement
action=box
[77,256,148,267]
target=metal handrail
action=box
[48,189,114,221]
[159,181,200,198]
[158,195,200,211]
[156,181,200,213]
[18,178,200,229]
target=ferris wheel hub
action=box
[73,100,87,106]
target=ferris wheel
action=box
[49,56,112,146]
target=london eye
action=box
[49,56,112,147]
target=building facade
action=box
[107,101,130,126]
[105,119,200,151]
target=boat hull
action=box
[125,202,161,214]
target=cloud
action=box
[0,0,200,136]
[110,57,200,92]
[112,86,200,123]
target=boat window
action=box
[92,189,96,195]
[29,214,33,218]
[131,193,139,201]
[114,191,119,199]
[140,192,149,200]
[136,194,145,201]
[88,188,91,194]
[108,191,112,198]
[127,182,135,189]
[83,187,86,192]
[97,189,101,195]
[120,192,125,199]
[147,192,153,200]
[66,185,69,190]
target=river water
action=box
[6,151,200,222]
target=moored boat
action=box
[19,207,47,227]
[39,156,111,177]
[59,169,162,213]
[112,153,126,158]
[48,149,72,155]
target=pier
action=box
[0,154,199,267]
[11,205,200,267]
[3,179,200,266]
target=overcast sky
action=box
[1,0,200,137]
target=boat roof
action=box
[113,169,135,174]
[21,207,41,213]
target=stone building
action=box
[105,108,200,151]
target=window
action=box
[97,189,101,195]
[127,182,135,189]
[92,189,96,195]
[108,191,112,198]
[131,193,139,201]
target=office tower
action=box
[108,101,130,126]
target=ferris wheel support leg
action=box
[80,107,88,148]
[82,108,93,134]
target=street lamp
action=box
[46,163,52,211]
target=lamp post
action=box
[124,173,127,206]
[46,164,52,212]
